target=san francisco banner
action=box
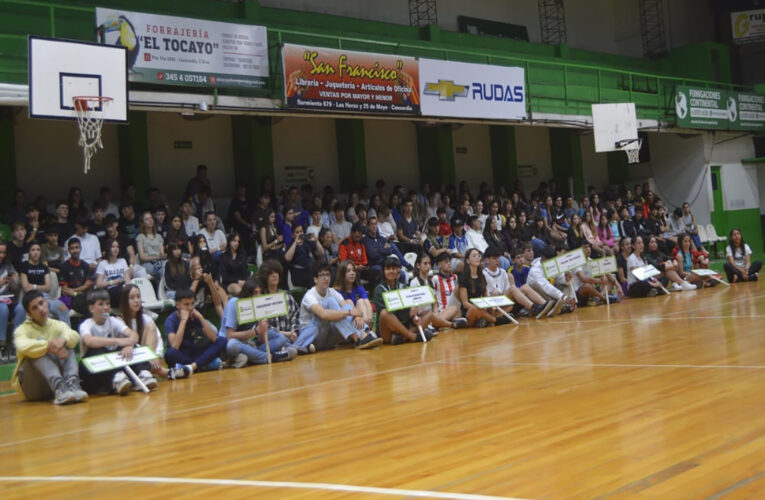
[282,43,419,114]
[95,8,269,89]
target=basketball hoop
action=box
[616,138,642,165]
[73,95,112,174]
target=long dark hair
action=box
[728,227,745,256]
[118,283,144,340]
[166,243,186,277]
[461,248,486,296]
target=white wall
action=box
[453,124,491,189]
[515,125,552,195]
[272,116,339,193]
[364,119,419,189]
[580,133,609,193]
[146,112,235,207]
[703,132,758,214]
[14,108,120,202]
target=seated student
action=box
[618,207,638,240]
[59,237,95,317]
[329,204,353,244]
[526,245,574,318]
[335,259,374,329]
[318,227,339,282]
[63,215,101,272]
[285,223,325,288]
[339,222,379,283]
[90,202,109,247]
[181,200,200,237]
[166,214,192,257]
[103,214,145,278]
[724,228,761,283]
[221,232,249,296]
[626,236,667,298]
[483,246,551,318]
[0,241,22,348]
[364,216,410,273]
[570,241,622,307]
[136,210,166,280]
[295,262,382,352]
[221,279,298,366]
[395,200,422,254]
[374,256,443,343]
[164,288,227,376]
[510,245,532,288]
[189,254,228,319]
[14,242,70,329]
[40,227,64,274]
[457,248,500,328]
[436,207,452,237]
[465,215,489,255]
[199,211,227,263]
[483,217,511,270]
[376,205,397,241]
[78,290,157,395]
[447,216,469,273]
[675,233,714,289]
[260,209,285,265]
[427,252,468,328]
[256,259,301,345]
[423,217,449,261]
[164,243,191,300]
[644,235,696,291]
[7,223,29,272]
[94,238,132,307]
[54,200,76,244]
[305,205,325,239]
[118,201,139,242]
[12,291,87,404]
[615,236,632,295]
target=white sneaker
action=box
[681,280,697,291]
[671,282,682,291]
[231,353,249,369]
[112,371,131,396]
[137,370,158,390]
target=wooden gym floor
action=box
[2,282,765,499]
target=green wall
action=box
[549,128,585,199]
[0,107,16,210]
[417,125,455,188]
[231,115,274,197]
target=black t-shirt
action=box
[228,198,251,231]
[7,241,29,271]
[616,254,629,283]
[458,272,485,299]
[60,258,92,288]
[21,261,49,286]
[55,221,75,245]
[91,221,107,248]
[118,216,139,241]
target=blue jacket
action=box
[364,231,394,266]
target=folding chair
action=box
[131,277,173,314]
[706,224,728,258]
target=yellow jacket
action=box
[12,318,80,389]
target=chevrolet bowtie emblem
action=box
[424,80,469,101]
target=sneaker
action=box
[357,334,383,349]
[391,334,406,345]
[647,288,659,297]
[475,318,489,328]
[66,379,88,403]
[607,294,620,303]
[495,314,514,325]
[533,301,554,319]
[138,370,158,390]
[112,372,131,396]
[671,282,682,291]
[296,343,316,355]
[205,358,222,371]
[168,364,192,380]
[517,308,530,318]
[451,317,468,329]
[272,346,298,362]
[231,353,249,369]
[546,298,565,317]
[586,297,600,306]
[680,280,696,291]
[425,325,438,338]
[53,387,76,405]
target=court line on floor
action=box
[446,360,765,370]
[545,315,765,324]
[0,475,526,500]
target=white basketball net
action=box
[73,96,112,174]
[618,138,642,165]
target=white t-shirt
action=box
[330,220,352,242]
[64,232,102,265]
[483,267,511,295]
[626,253,647,285]
[79,316,129,354]
[378,221,395,240]
[200,228,227,251]
[129,313,164,357]
[306,224,323,239]
[465,229,488,253]
[183,215,200,237]
[726,244,751,268]
[95,258,129,282]
[299,286,346,328]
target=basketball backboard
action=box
[591,102,638,153]
[28,36,128,122]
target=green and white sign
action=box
[470,295,514,308]
[82,346,158,374]
[236,292,289,324]
[631,264,661,281]
[382,286,435,312]
[542,248,587,279]
[589,256,618,277]
[675,86,765,131]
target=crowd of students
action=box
[1,169,762,404]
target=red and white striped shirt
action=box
[430,272,458,311]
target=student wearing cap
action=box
[447,215,468,273]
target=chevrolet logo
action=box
[424,80,468,101]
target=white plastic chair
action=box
[706,224,727,243]
[48,272,61,299]
[256,245,263,267]
[403,252,418,270]
[131,277,173,312]
[157,275,170,302]
[697,225,710,244]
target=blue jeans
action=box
[226,329,290,365]
[531,238,548,257]
[499,256,511,271]
[295,296,361,351]
[691,233,702,250]
[13,298,70,330]
[165,336,227,369]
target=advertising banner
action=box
[675,86,765,131]
[419,58,526,120]
[282,44,419,114]
[95,7,269,89]
[731,9,765,44]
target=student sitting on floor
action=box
[374,256,445,343]
[294,262,382,352]
[483,246,551,319]
[526,245,574,318]
[12,290,87,405]
[626,236,667,298]
[724,228,761,283]
[570,242,621,307]
[458,248,499,328]
[256,260,302,348]
[78,290,157,395]
[674,233,714,288]
[164,288,227,376]
[429,252,468,328]
[335,259,374,330]
[644,235,696,292]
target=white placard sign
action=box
[631,264,661,281]
[82,346,158,374]
[556,248,587,273]
[470,295,514,309]
[692,269,721,277]
[236,292,289,324]
[590,256,618,277]
[419,58,526,120]
[542,258,561,279]
[383,286,436,312]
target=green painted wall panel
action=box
[0,107,17,210]
[417,125,455,188]
[117,111,150,205]
[489,125,518,194]
[231,115,274,197]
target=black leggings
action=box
[628,281,653,298]
[724,261,762,282]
